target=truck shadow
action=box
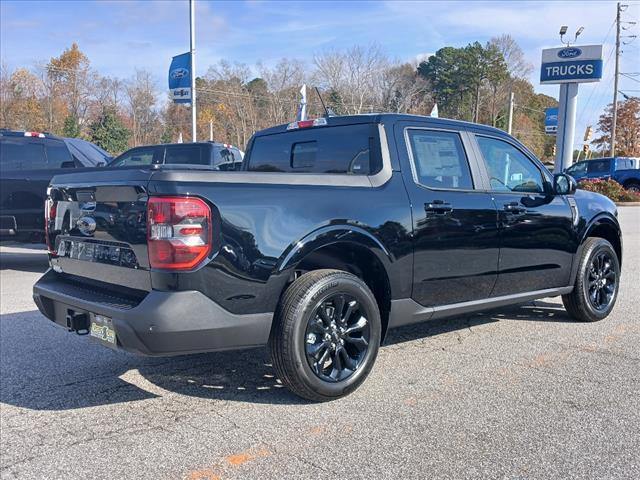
[0,300,573,411]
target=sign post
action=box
[189,0,196,142]
[540,44,603,173]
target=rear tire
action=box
[269,269,381,402]
[562,237,620,322]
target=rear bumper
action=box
[33,269,273,356]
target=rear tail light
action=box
[147,196,212,270]
[44,198,56,254]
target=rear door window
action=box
[246,123,380,174]
[406,129,473,190]
[164,145,206,165]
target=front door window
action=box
[476,136,545,193]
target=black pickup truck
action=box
[33,114,623,401]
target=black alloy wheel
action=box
[304,294,371,382]
[586,250,617,311]
[269,269,381,402]
[562,237,620,322]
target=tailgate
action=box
[46,169,153,291]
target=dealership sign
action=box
[168,52,192,104]
[540,44,603,84]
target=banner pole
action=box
[190,0,197,142]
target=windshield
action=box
[212,145,243,170]
[566,162,587,175]
[64,138,112,166]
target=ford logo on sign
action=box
[558,47,582,59]
[171,68,189,80]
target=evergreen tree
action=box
[88,107,130,155]
[62,114,80,137]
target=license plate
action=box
[90,314,117,347]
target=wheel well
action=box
[623,179,640,187]
[294,243,392,342]
[588,223,622,267]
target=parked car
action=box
[0,130,111,242]
[565,157,640,191]
[33,114,622,401]
[108,142,244,171]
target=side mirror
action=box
[60,161,76,169]
[553,173,577,195]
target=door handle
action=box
[425,200,453,215]
[503,202,526,214]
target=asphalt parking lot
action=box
[1,207,639,480]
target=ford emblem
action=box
[76,217,97,236]
[558,47,582,59]
[171,68,189,79]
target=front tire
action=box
[269,269,381,402]
[562,237,620,322]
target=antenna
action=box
[314,87,335,118]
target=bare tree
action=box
[0,62,11,127]
[490,34,533,80]
[125,70,159,146]
[258,58,307,125]
[313,45,390,114]
[381,63,431,114]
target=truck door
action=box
[395,123,500,307]
[471,133,577,296]
[586,158,612,180]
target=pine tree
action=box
[62,114,80,137]
[88,107,130,155]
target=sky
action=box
[1,0,639,151]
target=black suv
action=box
[108,142,243,171]
[0,130,111,241]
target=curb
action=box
[615,202,640,206]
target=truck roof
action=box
[254,113,511,138]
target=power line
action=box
[576,17,617,127]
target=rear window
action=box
[615,158,636,170]
[164,145,206,165]
[246,124,381,174]
[0,137,72,170]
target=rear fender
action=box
[276,224,394,275]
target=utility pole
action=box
[190,0,197,142]
[507,91,515,135]
[611,2,622,157]
[209,119,213,141]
